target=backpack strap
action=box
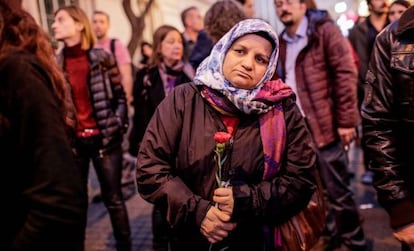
[110,38,116,56]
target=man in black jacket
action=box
[362,6,414,251]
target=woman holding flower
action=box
[137,19,317,250]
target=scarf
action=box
[194,19,280,114]
[201,79,293,180]
[194,18,294,179]
[158,61,195,96]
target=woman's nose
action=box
[242,57,253,71]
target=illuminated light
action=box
[358,1,369,17]
[335,2,348,14]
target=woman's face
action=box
[160,30,183,66]
[243,0,256,18]
[52,10,82,44]
[223,34,272,89]
[388,3,408,23]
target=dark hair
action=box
[390,0,411,9]
[204,0,247,43]
[180,6,198,28]
[234,0,246,4]
[150,25,182,67]
[140,41,152,64]
[0,1,74,129]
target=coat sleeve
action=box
[136,86,212,228]
[2,56,87,250]
[361,26,414,229]
[232,98,317,225]
[323,22,360,128]
[104,51,129,129]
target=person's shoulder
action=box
[173,82,197,95]
[0,50,35,68]
[349,20,368,36]
[90,47,111,57]
[170,83,200,102]
[89,47,115,64]
[113,38,127,48]
[0,51,45,79]
[0,51,52,91]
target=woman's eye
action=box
[256,56,268,64]
[234,49,244,55]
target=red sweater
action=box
[64,44,98,132]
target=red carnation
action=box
[214,132,232,144]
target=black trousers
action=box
[75,136,131,251]
[317,141,366,250]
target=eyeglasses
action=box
[274,0,298,8]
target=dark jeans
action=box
[152,204,170,251]
[402,242,411,251]
[317,141,366,250]
[75,136,131,251]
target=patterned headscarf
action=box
[194,18,279,114]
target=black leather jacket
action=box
[361,7,414,229]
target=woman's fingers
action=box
[200,206,237,243]
[214,187,234,215]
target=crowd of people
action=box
[1,0,413,250]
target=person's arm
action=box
[115,40,134,105]
[361,26,414,230]
[230,97,317,225]
[104,52,129,130]
[119,64,133,105]
[136,86,212,228]
[2,55,87,250]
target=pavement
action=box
[85,143,401,251]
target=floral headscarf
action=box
[194,18,279,114]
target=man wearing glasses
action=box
[274,0,368,250]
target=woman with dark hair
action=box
[0,2,86,251]
[388,0,411,23]
[137,41,153,70]
[129,24,194,251]
[52,5,131,251]
[137,19,318,250]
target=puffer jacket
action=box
[137,83,317,250]
[277,9,359,148]
[57,48,128,150]
[361,6,414,229]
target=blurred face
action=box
[185,8,203,32]
[223,34,272,89]
[142,44,153,58]
[52,10,83,43]
[92,13,109,39]
[368,0,390,15]
[160,30,183,66]
[243,0,256,18]
[388,3,407,22]
[274,0,307,27]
